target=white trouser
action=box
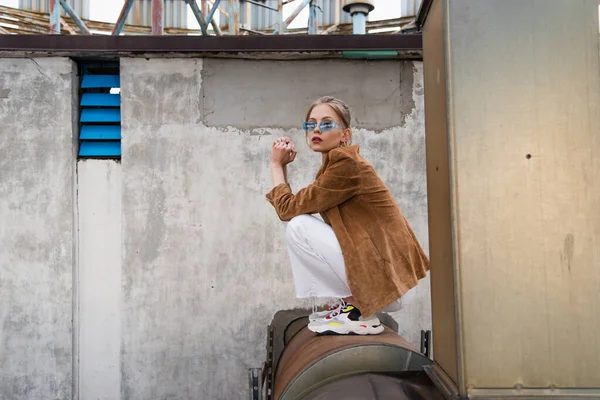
[285,214,352,299]
[285,214,404,312]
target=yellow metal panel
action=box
[445,0,600,389]
[423,0,461,389]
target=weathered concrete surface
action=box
[353,62,431,347]
[78,160,122,400]
[0,58,75,400]
[120,58,429,399]
[201,59,415,131]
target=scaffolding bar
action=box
[112,0,136,35]
[186,0,208,35]
[152,0,164,35]
[233,0,239,34]
[227,0,239,35]
[274,0,310,35]
[206,0,220,26]
[276,0,284,34]
[334,0,341,25]
[208,0,228,17]
[228,0,234,34]
[49,0,60,34]
[60,17,77,34]
[308,0,317,34]
[285,0,310,27]
[58,0,91,35]
[245,0,277,12]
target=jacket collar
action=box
[315,145,360,179]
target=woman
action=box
[266,96,430,335]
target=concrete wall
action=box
[78,160,122,400]
[119,57,430,399]
[0,56,429,400]
[0,58,75,400]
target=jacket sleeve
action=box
[265,151,361,221]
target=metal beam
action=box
[186,0,208,35]
[49,0,60,34]
[151,0,163,35]
[112,0,136,35]
[58,0,91,35]
[0,34,423,54]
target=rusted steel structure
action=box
[0,1,415,36]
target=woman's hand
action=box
[270,137,297,167]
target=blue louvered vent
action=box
[78,62,121,158]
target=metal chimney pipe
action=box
[342,0,374,34]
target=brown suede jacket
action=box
[266,145,430,316]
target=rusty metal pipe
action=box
[49,0,60,34]
[186,0,208,35]
[265,310,436,400]
[151,0,164,35]
[58,0,91,35]
[112,0,136,35]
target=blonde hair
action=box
[305,96,353,145]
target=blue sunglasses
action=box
[301,120,343,132]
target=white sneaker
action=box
[307,303,384,335]
[308,299,345,322]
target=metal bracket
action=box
[265,324,274,400]
[420,329,432,358]
[249,368,261,400]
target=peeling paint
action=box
[201,59,417,132]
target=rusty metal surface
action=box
[274,326,430,399]
[302,371,445,400]
[49,0,59,34]
[0,33,422,55]
[421,0,460,389]
[151,0,163,35]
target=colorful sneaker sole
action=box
[307,321,385,335]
